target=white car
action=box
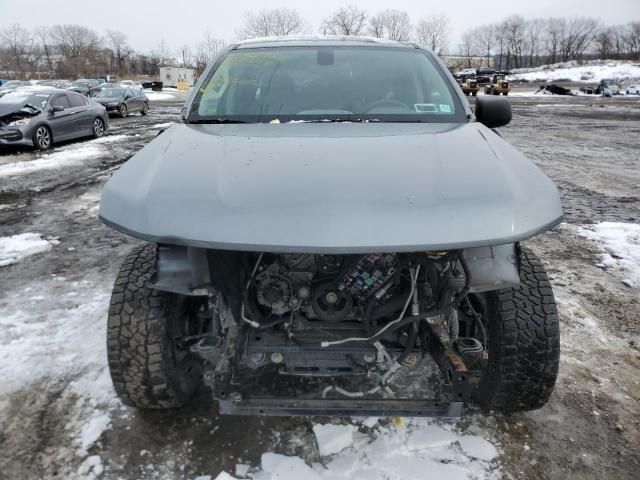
[119,80,144,92]
[626,85,640,95]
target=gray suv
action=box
[100,37,562,417]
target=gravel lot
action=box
[0,94,638,480]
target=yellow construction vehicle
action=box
[458,74,479,96]
[484,73,511,96]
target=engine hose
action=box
[397,322,419,364]
[453,254,472,307]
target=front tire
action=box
[33,125,52,150]
[476,247,560,413]
[107,244,204,409]
[140,102,149,115]
[119,104,127,118]
[92,117,105,138]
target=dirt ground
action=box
[0,94,639,480]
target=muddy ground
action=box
[0,95,639,480]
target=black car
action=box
[68,79,101,97]
[92,87,149,117]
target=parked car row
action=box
[0,78,146,99]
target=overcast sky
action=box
[2,0,639,54]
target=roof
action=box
[234,35,417,50]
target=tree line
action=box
[1,7,638,80]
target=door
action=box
[67,92,93,137]
[124,88,140,112]
[47,94,74,141]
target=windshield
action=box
[0,92,50,110]
[96,88,125,98]
[72,81,90,87]
[188,46,464,123]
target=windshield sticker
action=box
[414,103,437,113]
[439,104,452,113]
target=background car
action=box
[0,89,109,150]
[39,79,72,89]
[0,80,32,97]
[626,84,640,95]
[67,79,101,96]
[92,87,149,117]
[119,80,144,92]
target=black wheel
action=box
[141,102,149,115]
[32,125,52,150]
[92,117,105,138]
[503,92,508,96]
[107,244,206,409]
[119,104,127,118]
[472,91,477,97]
[476,247,560,413]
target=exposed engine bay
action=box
[180,248,511,415]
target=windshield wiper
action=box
[188,118,248,124]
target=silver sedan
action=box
[0,88,109,150]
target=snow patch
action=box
[144,90,175,101]
[458,435,499,461]
[313,423,355,456]
[152,122,174,129]
[0,144,104,177]
[578,222,640,287]
[0,232,58,266]
[509,60,640,83]
[218,421,500,479]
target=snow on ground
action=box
[577,222,640,288]
[0,270,118,477]
[143,89,176,101]
[509,60,640,83]
[0,232,59,266]
[151,122,175,129]
[0,144,104,177]
[215,419,500,480]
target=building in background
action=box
[159,66,195,89]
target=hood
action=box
[100,122,563,253]
[0,104,41,126]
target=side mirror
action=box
[475,96,511,128]
[50,105,64,113]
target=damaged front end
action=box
[0,107,40,144]
[148,244,520,417]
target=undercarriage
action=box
[133,245,530,416]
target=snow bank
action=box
[0,232,58,266]
[578,222,640,287]
[216,420,500,479]
[509,60,640,83]
[144,90,175,101]
[0,144,103,177]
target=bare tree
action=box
[544,18,564,64]
[106,30,128,75]
[195,31,225,74]
[237,7,305,39]
[178,45,193,68]
[473,24,495,67]
[34,26,55,76]
[381,10,412,41]
[369,13,385,38]
[0,24,34,77]
[50,24,100,77]
[415,14,451,55]
[458,31,476,68]
[320,6,367,36]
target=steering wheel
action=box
[364,99,413,114]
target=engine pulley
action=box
[311,282,353,322]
